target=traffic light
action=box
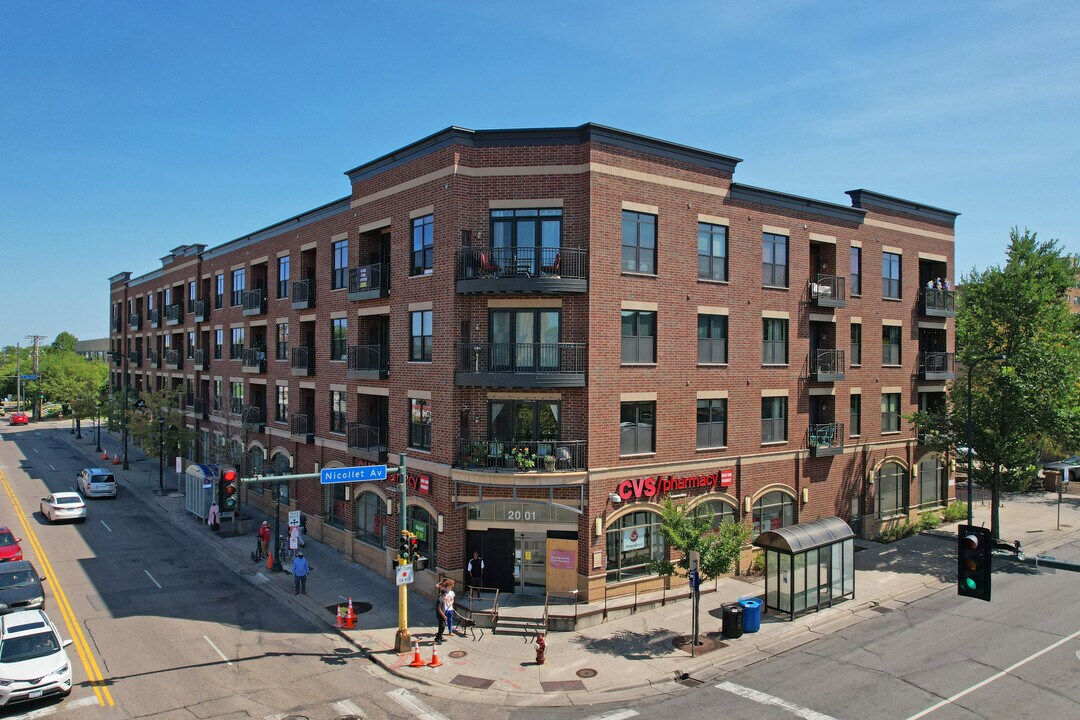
[399,533,411,564]
[220,468,239,512]
[957,524,992,601]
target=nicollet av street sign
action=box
[319,465,387,484]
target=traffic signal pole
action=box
[394,454,411,653]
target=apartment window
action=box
[215,274,224,309]
[621,210,656,274]
[850,323,862,366]
[277,255,290,299]
[214,329,223,360]
[213,380,223,411]
[696,399,727,449]
[490,309,560,371]
[761,396,788,443]
[882,252,902,299]
[230,328,244,359]
[882,392,901,433]
[409,398,431,450]
[331,318,348,361]
[882,325,902,365]
[850,394,862,436]
[753,491,794,535]
[877,461,907,517]
[186,331,195,359]
[411,214,433,275]
[620,401,655,455]
[490,208,562,272]
[329,391,346,433]
[621,310,656,364]
[276,322,289,360]
[187,281,196,312]
[410,310,432,362]
[697,222,727,281]
[230,381,244,415]
[164,288,171,307]
[850,247,862,296]
[230,269,245,306]
[762,232,788,288]
[332,239,348,290]
[275,385,289,423]
[697,314,728,364]
[762,318,788,365]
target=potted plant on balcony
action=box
[541,454,555,471]
[511,446,537,471]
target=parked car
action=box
[39,493,86,524]
[76,468,117,498]
[0,528,24,563]
[0,609,72,706]
[9,412,28,426]
[0,562,45,614]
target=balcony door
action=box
[491,208,562,274]
[489,400,560,455]
[490,309,560,372]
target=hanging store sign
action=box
[621,528,645,551]
[616,468,733,501]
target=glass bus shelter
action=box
[754,516,855,621]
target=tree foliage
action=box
[51,332,78,353]
[647,498,752,581]
[127,386,195,462]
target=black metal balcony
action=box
[290,346,315,376]
[456,247,587,294]
[165,304,182,326]
[148,309,161,329]
[192,348,208,371]
[455,342,587,387]
[346,344,388,380]
[230,397,243,416]
[808,422,844,457]
[164,350,182,370]
[920,288,956,318]
[292,278,315,309]
[193,396,208,419]
[348,263,389,301]
[128,350,142,367]
[241,347,267,373]
[918,351,955,380]
[290,414,314,443]
[111,316,122,333]
[809,348,846,382]
[458,438,586,472]
[808,274,846,308]
[147,350,161,369]
[128,313,142,331]
[242,288,266,317]
[347,423,388,463]
[242,405,266,433]
[193,299,209,323]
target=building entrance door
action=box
[515,533,547,594]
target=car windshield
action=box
[55,497,82,505]
[0,532,14,547]
[0,570,36,589]
[0,631,60,663]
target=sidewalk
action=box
[64,431,1080,707]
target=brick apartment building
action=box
[108,124,958,602]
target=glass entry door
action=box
[515,533,547,594]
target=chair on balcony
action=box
[541,252,561,276]
[555,445,572,470]
[479,251,501,277]
[811,425,836,449]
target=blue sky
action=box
[2,1,1077,344]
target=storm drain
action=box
[676,673,704,688]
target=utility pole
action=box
[26,335,46,421]
[15,342,21,412]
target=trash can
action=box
[739,598,762,633]
[722,603,744,639]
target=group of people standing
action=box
[927,277,952,291]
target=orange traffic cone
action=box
[336,604,346,628]
[102,449,108,461]
[427,640,442,668]
[112,453,120,465]
[408,639,426,667]
[343,597,357,628]
[267,552,273,570]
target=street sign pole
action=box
[394,454,410,653]
[688,550,701,658]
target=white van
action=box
[77,468,117,498]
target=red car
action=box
[0,528,24,562]
[9,412,28,426]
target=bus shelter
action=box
[753,516,855,621]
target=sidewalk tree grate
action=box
[576,668,597,678]
[324,602,373,616]
[672,633,725,655]
[541,680,586,692]
[450,674,494,690]
[448,650,467,658]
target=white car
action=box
[39,493,86,524]
[0,609,73,706]
[76,468,117,498]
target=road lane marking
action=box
[0,470,114,706]
[15,695,97,719]
[583,711,639,720]
[100,520,112,532]
[48,464,55,471]
[145,569,162,589]
[905,627,1080,719]
[386,688,449,720]
[333,699,366,717]
[33,447,39,453]
[716,682,837,720]
[204,635,233,666]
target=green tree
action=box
[127,386,195,463]
[37,352,107,416]
[647,498,752,582]
[50,332,78,353]
[912,229,1080,539]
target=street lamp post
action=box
[95,403,102,454]
[272,477,283,573]
[965,354,1007,525]
[158,416,165,493]
[122,362,130,471]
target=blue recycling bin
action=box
[739,598,762,633]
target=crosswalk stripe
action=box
[333,698,366,717]
[716,681,837,720]
[386,688,449,720]
[16,695,97,719]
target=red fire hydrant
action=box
[535,632,546,665]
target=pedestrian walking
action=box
[442,579,456,636]
[291,552,310,594]
[257,521,271,560]
[298,514,307,546]
[434,581,447,643]
[467,551,484,588]
[207,500,220,532]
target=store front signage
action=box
[549,549,575,568]
[406,471,430,495]
[622,528,645,551]
[616,468,733,501]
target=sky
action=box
[2,0,1077,345]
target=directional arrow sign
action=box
[320,465,387,484]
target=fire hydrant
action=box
[535,632,546,665]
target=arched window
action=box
[356,492,387,547]
[269,453,291,503]
[753,491,794,535]
[877,461,908,517]
[691,499,738,530]
[918,456,945,509]
[324,481,347,529]
[605,511,665,583]
[406,506,436,562]
[246,447,265,494]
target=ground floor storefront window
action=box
[324,482,347,529]
[605,511,664,583]
[753,491,794,535]
[407,506,436,561]
[918,456,946,509]
[355,491,386,547]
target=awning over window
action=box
[753,516,854,554]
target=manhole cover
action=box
[324,602,373,615]
[334,716,362,720]
[576,668,597,678]
[448,650,467,658]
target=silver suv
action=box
[77,468,117,498]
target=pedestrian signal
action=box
[957,524,992,602]
[220,469,239,511]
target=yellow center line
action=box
[0,470,115,707]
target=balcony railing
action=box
[920,287,956,318]
[148,309,161,329]
[192,348,208,371]
[348,263,389,301]
[808,274,846,308]
[229,397,244,415]
[242,288,265,317]
[458,438,587,472]
[128,313,142,331]
[809,348,846,382]
[128,350,142,367]
[808,422,844,457]
[918,351,955,380]
[193,396,208,419]
[347,422,388,462]
[241,347,267,373]
[165,304,182,326]
[147,350,161,369]
[290,414,314,443]
[456,246,588,294]
[347,344,388,380]
[290,346,315,376]
[193,299,209,322]
[111,316,122,333]
[164,350,182,370]
[292,278,315,309]
[455,342,587,387]
[242,405,265,432]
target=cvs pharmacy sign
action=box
[616,468,733,501]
